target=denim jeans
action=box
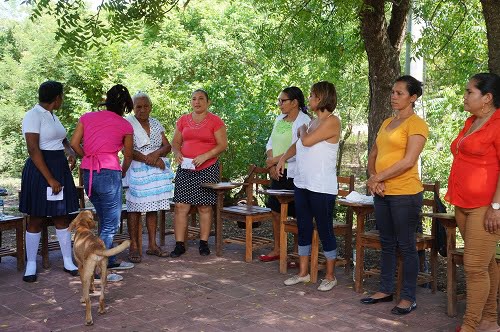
[83,169,122,265]
[294,187,337,260]
[374,192,423,302]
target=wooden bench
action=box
[0,215,25,271]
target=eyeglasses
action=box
[277,98,291,105]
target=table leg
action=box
[354,211,368,293]
[16,218,25,271]
[215,190,223,256]
[446,224,457,317]
[279,202,288,274]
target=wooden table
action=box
[201,182,243,256]
[258,189,295,274]
[421,212,458,316]
[0,215,25,271]
[337,199,374,292]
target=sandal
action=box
[146,248,169,258]
[128,250,142,264]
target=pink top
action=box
[177,112,225,170]
[79,110,133,195]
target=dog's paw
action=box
[98,308,106,315]
[80,297,85,303]
[85,320,94,326]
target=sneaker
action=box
[199,240,210,256]
[108,261,135,270]
[284,274,310,286]
[170,242,186,258]
[317,278,338,291]
[94,273,124,282]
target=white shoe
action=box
[284,274,310,286]
[108,261,134,270]
[106,273,123,282]
[317,278,337,291]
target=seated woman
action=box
[446,73,500,332]
[71,84,135,282]
[277,81,341,291]
[361,75,428,315]
[260,86,310,262]
[125,92,174,263]
[170,89,227,257]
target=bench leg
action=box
[344,229,353,274]
[354,244,365,293]
[159,210,166,246]
[41,222,50,269]
[16,221,25,271]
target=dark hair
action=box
[282,86,307,114]
[395,75,423,107]
[192,89,210,101]
[470,73,500,108]
[311,81,337,112]
[100,84,133,116]
[38,81,63,103]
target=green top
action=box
[270,119,293,167]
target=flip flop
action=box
[128,250,142,264]
[259,254,280,262]
[146,248,169,258]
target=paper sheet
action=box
[47,187,64,201]
[181,158,196,170]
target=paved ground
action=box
[0,235,463,332]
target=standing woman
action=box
[361,75,428,315]
[445,73,500,332]
[277,81,341,291]
[260,86,310,262]
[70,84,134,282]
[170,89,227,257]
[20,81,80,282]
[125,92,174,263]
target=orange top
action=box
[375,114,429,195]
[445,110,500,208]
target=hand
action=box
[193,154,209,167]
[269,165,280,181]
[297,124,307,138]
[154,158,166,170]
[68,155,76,171]
[374,182,385,197]
[174,151,183,164]
[47,178,62,195]
[367,174,384,196]
[276,157,286,177]
[144,151,160,166]
[265,157,276,168]
[484,207,500,233]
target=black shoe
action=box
[199,240,210,256]
[170,242,186,258]
[360,294,393,304]
[391,301,417,315]
[63,268,79,276]
[23,274,37,283]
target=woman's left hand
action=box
[144,151,160,166]
[68,155,76,171]
[367,174,382,195]
[484,207,500,233]
[154,158,166,170]
[193,154,209,167]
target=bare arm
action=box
[171,128,183,164]
[144,132,172,166]
[485,175,500,233]
[121,134,133,176]
[276,143,297,176]
[300,115,341,147]
[367,135,426,194]
[192,125,228,167]
[62,137,77,171]
[70,122,85,158]
[25,133,62,194]
[266,149,282,181]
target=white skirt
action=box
[125,158,174,212]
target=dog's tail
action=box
[96,240,131,257]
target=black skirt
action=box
[172,161,220,206]
[266,169,296,217]
[19,150,79,217]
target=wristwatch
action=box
[491,202,500,210]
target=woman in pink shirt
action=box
[71,85,134,281]
[170,89,227,257]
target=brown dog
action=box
[69,210,130,326]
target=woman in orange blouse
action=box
[445,73,500,332]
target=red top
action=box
[445,110,500,208]
[177,112,225,170]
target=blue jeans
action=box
[83,169,122,265]
[294,187,337,260]
[374,192,423,302]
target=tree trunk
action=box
[481,0,500,75]
[360,0,410,151]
